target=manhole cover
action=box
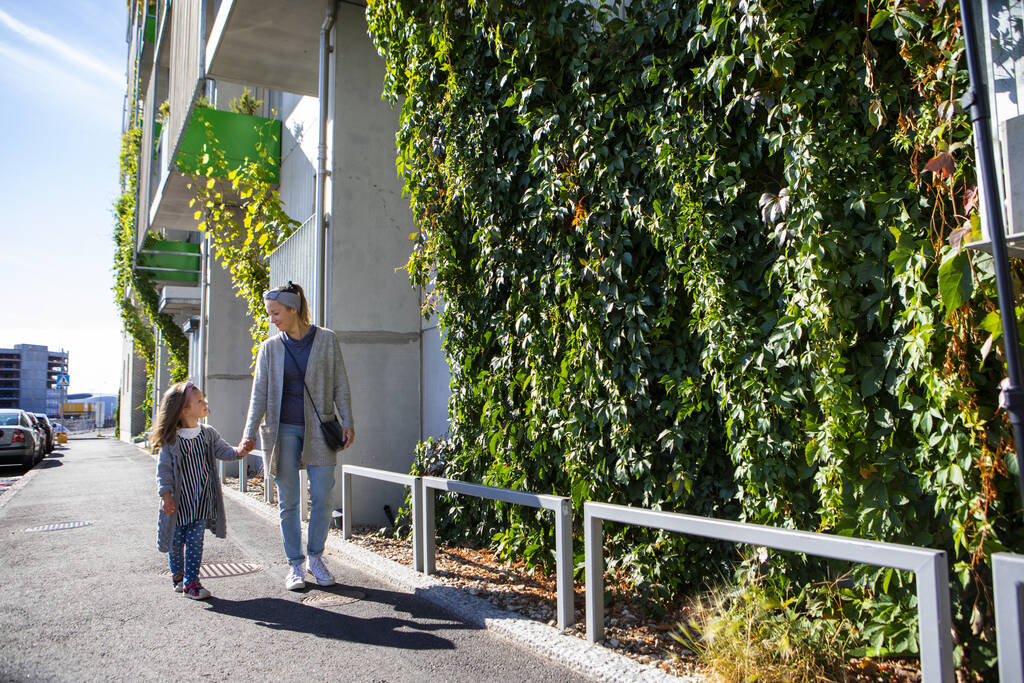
[161,562,261,579]
[23,521,93,533]
[301,589,365,607]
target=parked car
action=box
[0,409,43,469]
[22,413,45,461]
[32,413,54,453]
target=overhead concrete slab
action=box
[150,169,200,234]
[205,0,325,97]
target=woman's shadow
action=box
[206,583,472,650]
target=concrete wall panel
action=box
[205,259,253,475]
[333,339,421,527]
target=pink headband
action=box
[184,381,194,400]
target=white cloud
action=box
[0,40,112,102]
[0,7,122,86]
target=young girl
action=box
[155,381,251,599]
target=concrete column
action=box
[119,334,149,441]
[327,5,422,528]
[204,259,254,478]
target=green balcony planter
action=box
[143,2,158,43]
[153,120,163,157]
[175,107,281,184]
[136,239,200,285]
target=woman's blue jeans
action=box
[275,423,335,565]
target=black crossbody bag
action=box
[282,337,347,451]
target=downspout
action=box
[199,232,210,387]
[959,0,1024,515]
[314,1,338,327]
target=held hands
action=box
[238,437,256,456]
[160,493,176,516]
[342,428,354,450]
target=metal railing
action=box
[583,502,954,682]
[166,0,204,165]
[421,476,574,630]
[341,465,424,572]
[993,552,1024,682]
[268,214,317,311]
[137,71,156,241]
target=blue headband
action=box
[264,288,301,310]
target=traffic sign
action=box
[55,374,69,388]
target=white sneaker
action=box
[306,555,335,586]
[285,562,305,590]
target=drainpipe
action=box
[198,232,210,387]
[314,1,338,327]
[959,0,1024,514]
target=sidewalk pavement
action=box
[0,436,680,682]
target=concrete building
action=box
[0,344,69,417]
[66,394,118,428]
[119,0,452,527]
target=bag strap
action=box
[281,333,328,428]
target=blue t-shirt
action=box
[280,326,316,426]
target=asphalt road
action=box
[0,437,590,682]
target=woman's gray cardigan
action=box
[242,326,353,477]
[156,424,240,553]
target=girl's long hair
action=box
[151,381,198,450]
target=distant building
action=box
[0,344,69,416]
[65,393,117,428]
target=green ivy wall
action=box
[368,0,1022,667]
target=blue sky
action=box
[0,1,127,395]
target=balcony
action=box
[205,0,324,96]
[135,239,200,285]
[147,106,281,238]
[159,285,202,321]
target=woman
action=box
[240,281,354,590]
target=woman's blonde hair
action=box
[270,281,311,326]
[151,380,201,450]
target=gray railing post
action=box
[555,497,573,630]
[299,469,308,521]
[993,552,1024,682]
[341,468,353,539]
[915,551,954,683]
[584,505,604,643]
[412,478,424,572]
[423,481,436,575]
[239,458,246,493]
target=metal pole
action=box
[554,498,574,630]
[411,477,424,572]
[342,468,352,539]
[314,1,337,327]
[993,553,1024,682]
[959,0,1024,511]
[422,483,436,574]
[584,508,604,644]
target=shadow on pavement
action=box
[35,459,64,470]
[207,585,467,649]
